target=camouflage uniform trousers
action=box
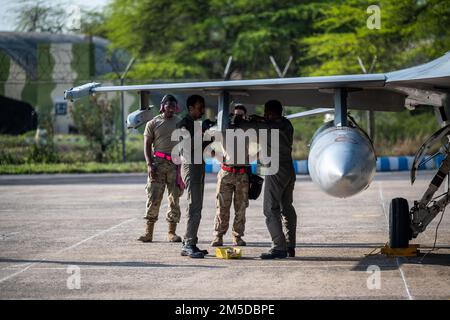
[214,168,249,238]
[145,158,183,223]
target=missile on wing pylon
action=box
[308,123,376,198]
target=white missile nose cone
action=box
[312,140,375,198]
[308,126,376,199]
[328,158,356,180]
[321,146,361,190]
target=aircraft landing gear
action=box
[389,198,413,248]
[389,124,450,249]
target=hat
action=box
[160,94,180,113]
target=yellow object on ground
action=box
[215,247,242,259]
[381,244,420,257]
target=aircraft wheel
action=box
[389,198,412,248]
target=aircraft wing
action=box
[65,52,450,112]
[386,52,450,89]
[286,108,334,119]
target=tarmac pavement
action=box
[0,171,449,299]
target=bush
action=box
[0,133,35,165]
[125,133,145,162]
[71,94,119,162]
[26,143,59,163]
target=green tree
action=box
[14,0,69,33]
[104,0,328,80]
[300,0,450,75]
[78,10,109,38]
[297,0,447,156]
[71,94,120,162]
[97,0,449,158]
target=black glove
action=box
[248,114,265,123]
[230,114,244,127]
[202,119,217,132]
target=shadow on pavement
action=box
[351,250,450,271]
[0,258,226,269]
[0,173,219,186]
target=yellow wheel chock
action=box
[381,244,420,257]
[215,247,242,259]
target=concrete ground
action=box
[0,171,449,300]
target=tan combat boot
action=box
[167,223,182,242]
[232,236,246,246]
[138,222,154,242]
[210,236,223,247]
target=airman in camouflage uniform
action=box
[138,95,183,243]
[211,105,250,247]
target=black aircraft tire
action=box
[389,198,411,248]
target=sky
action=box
[0,0,110,32]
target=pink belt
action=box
[154,151,172,161]
[154,151,185,191]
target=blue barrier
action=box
[204,155,444,174]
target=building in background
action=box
[0,31,132,134]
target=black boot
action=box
[192,245,209,255]
[260,249,287,259]
[287,248,295,257]
[181,245,205,258]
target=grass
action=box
[0,132,146,165]
[0,162,147,175]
